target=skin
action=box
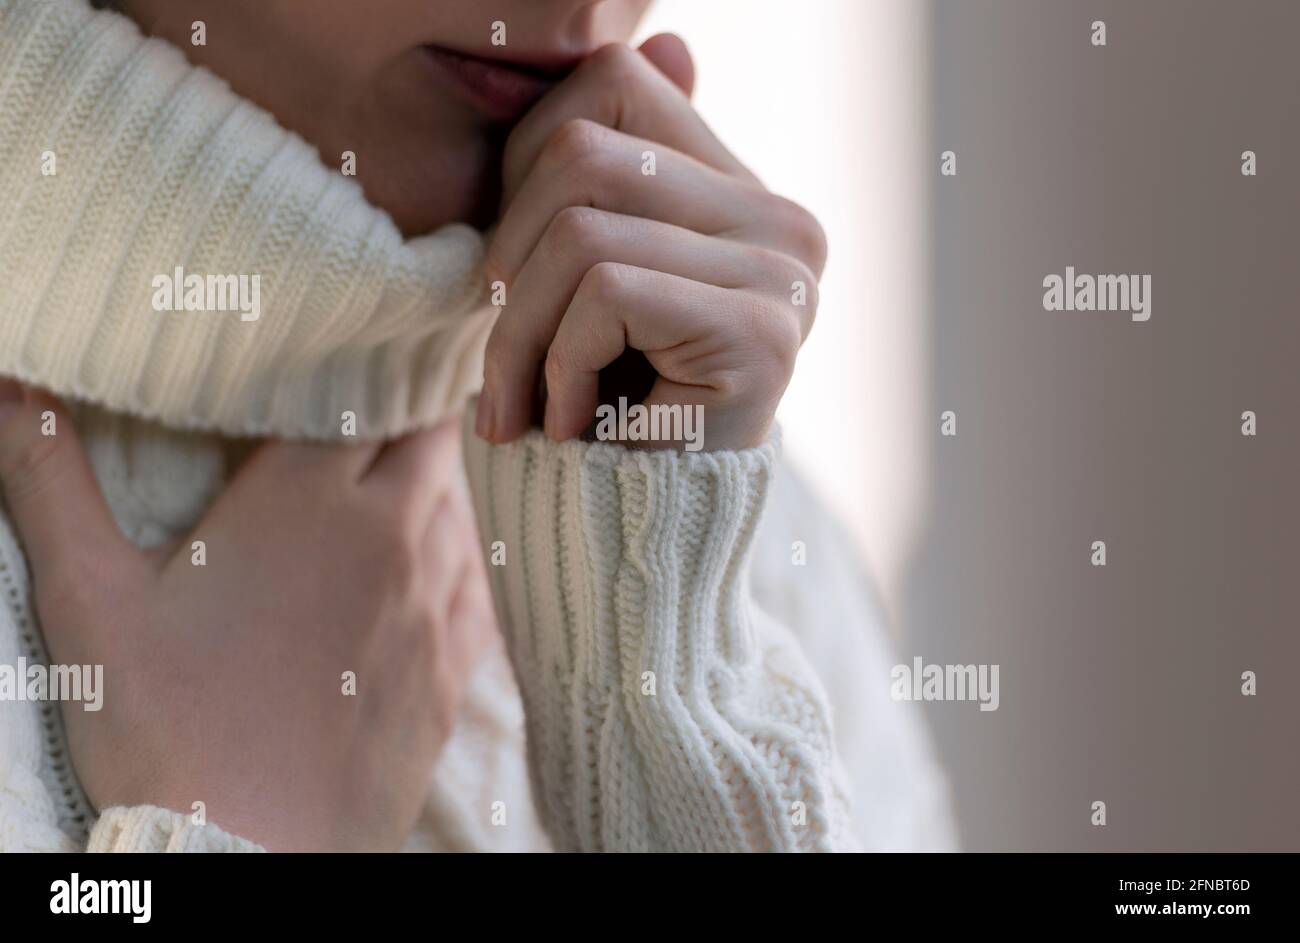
[2,0,826,849]
[116,0,654,234]
[477,43,826,450]
[0,384,493,852]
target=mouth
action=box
[422,46,576,123]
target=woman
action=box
[0,0,954,851]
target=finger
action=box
[442,557,496,679]
[178,436,383,567]
[541,264,740,442]
[639,33,695,98]
[362,418,463,523]
[481,210,811,442]
[0,381,141,579]
[418,492,481,630]
[501,42,755,206]
[431,484,497,666]
[259,437,384,485]
[490,123,788,284]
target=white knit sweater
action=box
[0,0,955,852]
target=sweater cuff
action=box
[87,806,264,853]
[461,416,780,679]
[461,417,847,851]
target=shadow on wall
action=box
[905,0,1300,851]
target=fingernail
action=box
[475,389,495,441]
[0,378,24,422]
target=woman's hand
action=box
[0,382,493,852]
[476,35,827,453]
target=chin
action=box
[357,143,503,237]
[385,194,488,238]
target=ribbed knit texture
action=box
[461,415,858,852]
[0,0,492,440]
[0,0,956,854]
[87,805,263,852]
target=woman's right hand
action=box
[0,381,494,851]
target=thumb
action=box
[0,379,137,581]
[639,33,696,98]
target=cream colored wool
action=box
[461,422,859,851]
[0,0,491,441]
[0,0,956,853]
[87,806,263,853]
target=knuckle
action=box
[779,254,820,336]
[543,118,608,172]
[755,247,820,314]
[751,298,801,377]
[546,206,608,261]
[786,256,821,312]
[772,196,829,274]
[587,42,641,81]
[579,260,630,307]
[710,367,747,402]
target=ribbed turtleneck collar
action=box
[0,0,493,440]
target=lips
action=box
[423,46,571,122]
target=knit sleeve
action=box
[87,806,264,852]
[460,416,858,852]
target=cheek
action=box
[311,55,506,235]
[349,109,504,236]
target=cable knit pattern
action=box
[0,0,492,440]
[461,416,858,852]
[0,0,956,855]
[87,805,263,853]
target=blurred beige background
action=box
[642,0,1300,850]
[639,0,931,630]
